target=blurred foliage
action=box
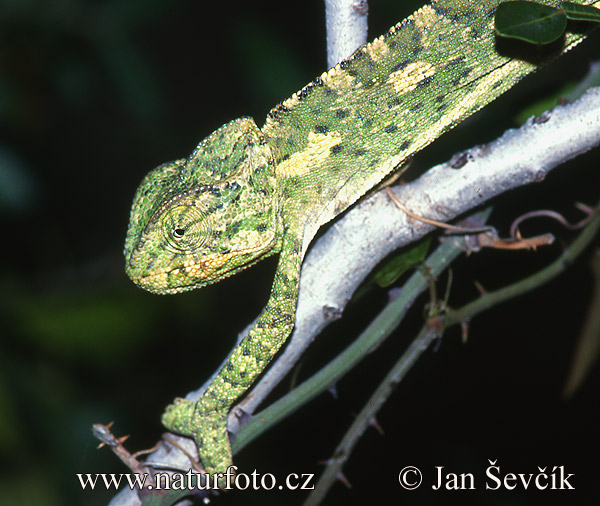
[0,1,599,505]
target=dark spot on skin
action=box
[435,94,445,103]
[340,59,350,69]
[335,109,349,119]
[348,69,358,77]
[363,119,373,129]
[314,76,323,86]
[298,86,312,99]
[413,45,423,57]
[226,362,234,371]
[331,144,343,155]
[451,77,462,87]
[409,102,424,113]
[461,67,474,78]
[315,125,328,134]
[352,49,365,60]
[388,96,402,108]
[416,76,432,89]
[448,56,466,66]
[242,348,250,356]
[492,80,504,90]
[324,87,337,97]
[399,141,410,151]
[389,41,397,50]
[392,59,411,72]
[385,124,398,134]
[257,224,267,232]
[436,103,448,114]
[268,103,289,120]
[354,148,366,156]
[412,30,422,46]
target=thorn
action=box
[369,417,384,435]
[461,320,470,344]
[117,435,130,444]
[473,280,486,295]
[328,384,338,400]
[337,472,352,489]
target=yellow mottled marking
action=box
[321,64,358,91]
[414,4,448,30]
[276,131,342,177]
[386,61,436,95]
[367,37,389,62]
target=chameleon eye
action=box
[162,204,209,252]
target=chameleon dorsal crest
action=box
[124,117,281,294]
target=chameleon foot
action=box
[162,398,233,478]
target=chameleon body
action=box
[124,0,596,476]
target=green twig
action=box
[306,201,600,504]
[302,322,442,506]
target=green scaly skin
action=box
[124,0,597,478]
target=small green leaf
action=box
[561,1,600,21]
[372,239,431,288]
[495,1,567,45]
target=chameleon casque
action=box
[124,0,597,477]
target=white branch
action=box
[324,0,368,67]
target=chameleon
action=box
[124,0,597,477]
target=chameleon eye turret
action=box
[124,118,281,294]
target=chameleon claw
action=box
[162,399,233,479]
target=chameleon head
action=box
[124,118,281,294]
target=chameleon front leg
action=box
[162,233,303,475]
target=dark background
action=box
[1,0,599,505]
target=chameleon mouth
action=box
[127,251,237,294]
[130,269,205,295]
